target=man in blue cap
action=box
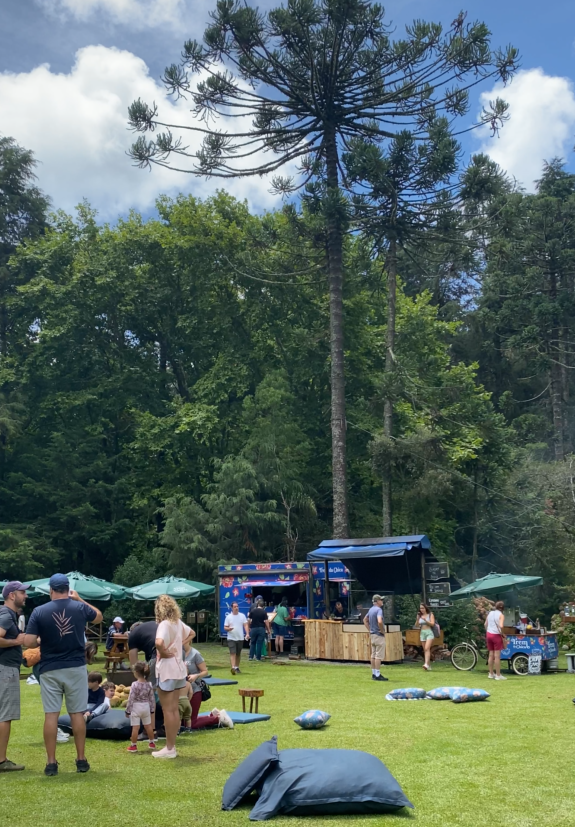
[25,574,102,776]
[0,581,30,772]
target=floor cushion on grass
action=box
[451,688,490,704]
[204,678,238,686]
[58,710,131,740]
[222,736,279,811]
[386,687,427,700]
[294,710,330,729]
[427,686,464,700]
[248,748,413,821]
[198,711,271,724]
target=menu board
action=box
[425,562,449,581]
[528,655,542,675]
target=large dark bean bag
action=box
[58,710,132,740]
[248,748,413,820]
[222,736,279,811]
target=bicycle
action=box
[450,627,489,671]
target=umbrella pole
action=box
[420,551,427,605]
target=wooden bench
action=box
[238,688,264,713]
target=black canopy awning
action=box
[307,535,434,595]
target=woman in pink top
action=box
[152,595,192,759]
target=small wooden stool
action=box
[239,688,264,713]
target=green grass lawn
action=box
[3,646,575,826]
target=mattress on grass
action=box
[198,710,271,724]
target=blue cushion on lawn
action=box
[222,736,279,811]
[387,687,427,700]
[58,710,132,740]
[204,678,238,686]
[198,711,271,724]
[451,688,490,704]
[294,710,330,729]
[248,748,414,820]
[427,686,463,700]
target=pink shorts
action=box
[486,633,504,651]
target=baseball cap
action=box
[113,616,124,623]
[49,573,70,590]
[372,594,384,603]
[2,580,31,600]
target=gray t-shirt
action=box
[0,606,22,669]
[184,647,205,695]
[367,605,384,636]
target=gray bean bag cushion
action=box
[248,748,413,820]
[222,736,279,810]
[58,710,132,740]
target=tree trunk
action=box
[471,466,479,581]
[324,129,348,539]
[549,270,564,461]
[382,235,397,536]
[560,327,572,456]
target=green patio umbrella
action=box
[83,575,128,600]
[30,571,121,602]
[449,572,543,601]
[127,576,214,601]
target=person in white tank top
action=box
[484,600,507,680]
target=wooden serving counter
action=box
[303,620,404,663]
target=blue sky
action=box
[1,0,575,219]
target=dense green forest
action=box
[1,3,574,619]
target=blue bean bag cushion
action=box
[451,688,490,704]
[386,687,427,700]
[222,736,279,811]
[248,748,414,820]
[427,686,466,700]
[58,710,132,740]
[294,710,331,729]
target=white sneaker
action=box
[495,675,507,680]
[218,709,234,729]
[56,728,70,742]
[211,707,220,716]
[152,746,177,759]
[26,675,39,685]
[487,674,495,679]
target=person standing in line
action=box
[272,597,291,655]
[485,600,507,681]
[152,594,192,759]
[0,581,30,772]
[24,574,102,776]
[416,603,436,671]
[363,594,388,682]
[224,602,249,675]
[125,661,156,753]
[248,598,270,662]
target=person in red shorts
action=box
[485,600,506,680]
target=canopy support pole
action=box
[323,560,330,618]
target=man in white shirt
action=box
[224,602,249,675]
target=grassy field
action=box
[3,645,575,826]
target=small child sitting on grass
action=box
[178,680,193,731]
[84,671,107,721]
[125,662,156,752]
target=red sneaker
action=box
[127,744,138,753]
[148,741,157,750]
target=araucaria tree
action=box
[128,0,517,538]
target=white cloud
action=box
[0,46,282,219]
[35,0,193,30]
[477,68,575,192]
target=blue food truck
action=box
[218,561,351,644]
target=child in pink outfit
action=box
[125,662,156,752]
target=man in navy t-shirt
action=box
[25,573,102,776]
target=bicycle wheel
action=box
[451,643,478,671]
